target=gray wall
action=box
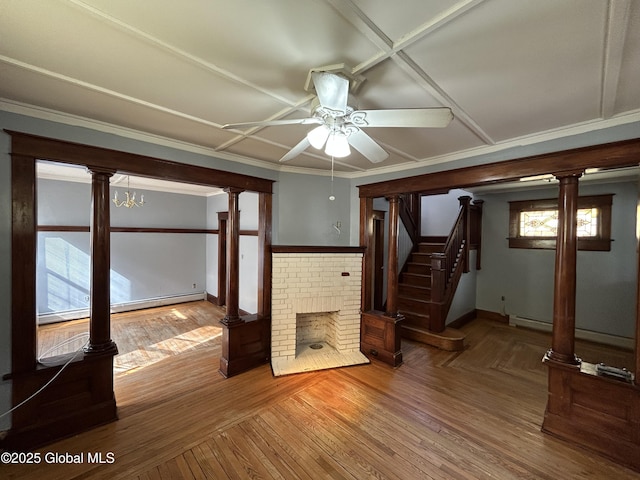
[36,178,208,315]
[421,188,472,236]
[204,191,259,314]
[277,171,351,246]
[475,180,638,338]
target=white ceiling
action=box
[1,0,639,177]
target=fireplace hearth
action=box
[271,247,369,376]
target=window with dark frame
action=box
[508,194,613,251]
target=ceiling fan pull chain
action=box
[329,156,336,201]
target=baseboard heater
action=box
[37,292,207,325]
[508,315,634,350]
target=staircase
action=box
[398,238,466,351]
[397,241,443,331]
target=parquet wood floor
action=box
[5,302,639,479]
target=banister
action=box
[429,197,471,332]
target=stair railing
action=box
[429,196,472,332]
[399,193,420,245]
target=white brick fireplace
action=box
[271,247,369,376]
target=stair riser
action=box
[399,284,430,297]
[398,297,430,313]
[407,263,432,274]
[400,273,431,287]
[418,244,444,254]
[410,253,432,263]
[400,312,431,330]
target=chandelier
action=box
[112,176,145,208]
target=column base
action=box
[543,348,581,368]
[219,314,270,378]
[84,340,118,356]
[361,311,403,367]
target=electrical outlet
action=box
[192,283,197,289]
[84,295,90,302]
[501,296,505,301]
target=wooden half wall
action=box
[2,131,274,450]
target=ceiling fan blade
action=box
[347,129,389,163]
[279,137,311,162]
[222,117,321,130]
[350,107,453,128]
[311,72,349,115]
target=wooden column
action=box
[636,173,640,385]
[257,192,272,318]
[220,188,271,378]
[84,167,117,355]
[360,196,374,312]
[221,187,243,326]
[385,195,400,318]
[11,154,37,373]
[544,172,582,366]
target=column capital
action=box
[224,187,245,195]
[553,169,584,180]
[86,166,117,177]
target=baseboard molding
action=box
[476,309,509,323]
[508,315,634,350]
[446,309,477,329]
[37,292,207,324]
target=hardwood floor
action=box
[5,302,639,479]
[37,302,224,376]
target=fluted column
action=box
[222,187,243,326]
[385,195,400,317]
[85,167,118,355]
[544,172,582,366]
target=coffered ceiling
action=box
[1,0,639,176]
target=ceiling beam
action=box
[358,137,640,197]
[600,0,632,119]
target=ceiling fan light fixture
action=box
[307,125,330,149]
[325,132,350,158]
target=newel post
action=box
[459,195,472,273]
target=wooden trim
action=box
[508,237,612,251]
[446,309,478,329]
[360,197,374,313]
[420,235,448,244]
[11,153,37,374]
[271,246,367,254]
[358,138,640,197]
[361,311,403,367]
[5,130,275,448]
[508,194,613,251]
[37,225,258,235]
[257,192,272,319]
[206,292,219,305]
[217,212,228,308]
[385,195,400,317]
[6,130,274,194]
[475,309,509,323]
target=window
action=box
[508,194,613,251]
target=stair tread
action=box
[399,309,430,318]
[398,295,429,303]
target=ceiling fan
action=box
[222,65,454,164]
